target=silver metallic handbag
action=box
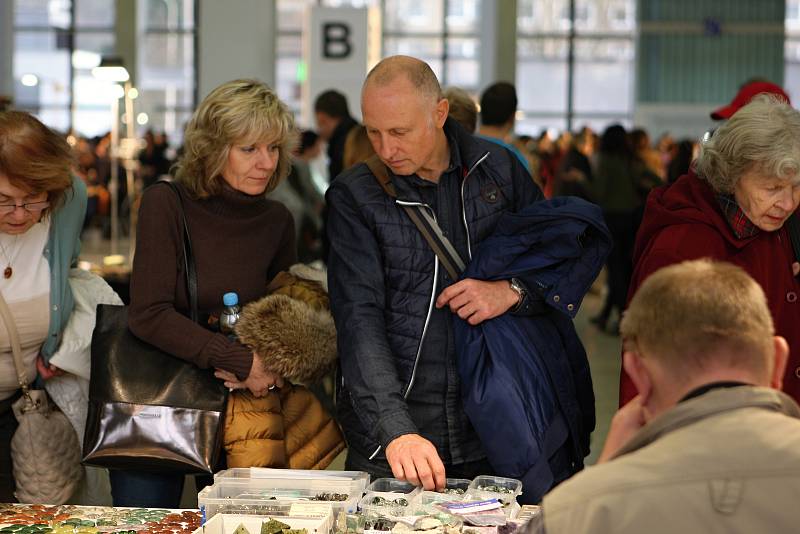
[82,181,228,474]
[0,290,82,504]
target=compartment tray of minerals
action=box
[365,479,421,496]
[358,491,417,518]
[193,514,332,534]
[213,469,369,495]
[198,482,360,520]
[463,476,523,519]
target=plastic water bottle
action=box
[219,292,240,337]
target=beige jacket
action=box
[543,387,800,534]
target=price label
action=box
[288,502,334,517]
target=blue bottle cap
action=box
[223,292,239,306]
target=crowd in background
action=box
[55,84,699,314]
[3,78,702,340]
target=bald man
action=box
[326,56,542,488]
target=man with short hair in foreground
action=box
[539,259,800,534]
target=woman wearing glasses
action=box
[0,110,87,501]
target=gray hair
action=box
[695,94,800,194]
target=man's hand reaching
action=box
[385,434,446,490]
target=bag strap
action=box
[160,180,199,323]
[0,289,31,393]
[365,155,466,280]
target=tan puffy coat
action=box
[224,384,344,469]
[224,265,344,469]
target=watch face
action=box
[510,278,524,296]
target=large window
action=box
[516,0,636,135]
[275,0,482,117]
[787,0,800,97]
[13,0,194,141]
[14,0,117,135]
[136,0,196,144]
[383,0,482,91]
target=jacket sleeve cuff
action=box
[204,334,254,380]
[377,410,419,448]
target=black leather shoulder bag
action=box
[83,180,229,474]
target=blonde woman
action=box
[113,79,297,507]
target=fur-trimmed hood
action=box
[234,265,336,384]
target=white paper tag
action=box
[288,502,333,517]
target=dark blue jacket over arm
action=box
[454,196,611,503]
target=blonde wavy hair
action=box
[174,79,297,198]
[695,94,800,194]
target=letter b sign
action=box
[323,22,352,59]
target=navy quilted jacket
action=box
[327,118,542,460]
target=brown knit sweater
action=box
[129,181,297,380]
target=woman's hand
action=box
[36,354,64,380]
[214,369,243,390]
[214,353,284,397]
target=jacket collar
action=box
[443,117,487,172]
[390,118,489,202]
[611,387,800,461]
[633,171,761,266]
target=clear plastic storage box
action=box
[464,475,523,519]
[358,491,415,518]
[466,476,522,498]
[198,479,362,521]
[365,478,420,496]
[192,513,333,534]
[412,478,471,513]
[214,468,370,494]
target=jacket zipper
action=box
[369,149,488,460]
[460,152,491,260]
[369,199,440,461]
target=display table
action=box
[0,504,201,534]
[0,470,542,534]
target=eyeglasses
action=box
[0,201,50,215]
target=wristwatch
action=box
[509,278,527,312]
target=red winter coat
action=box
[619,172,800,405]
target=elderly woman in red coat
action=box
[620,95,800,406]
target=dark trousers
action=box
[345,446,494,481]
[0,390,21,503]
[599,211,638,322]
[109,470,214,508]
